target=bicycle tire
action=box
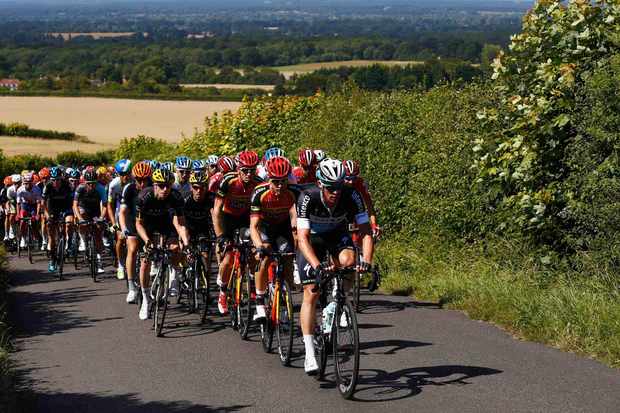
[315,331,328,381]
[238,264,253,340]
[333,301,360,399]
[57,230,65,280]
[27,223,33,264]
[352,268,361,313]
[276,280,294,366]
[261,284,274,353]
[228,264,239,330]
[16,226,21,258]
[155,264,169,337]
[200,252,211,324]
[89,235,97,282]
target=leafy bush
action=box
[0,122,84,141]
[0,149,114,178]
[115,135,177,162]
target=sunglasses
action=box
[191,184,205,190]
[323,185,342,193]
[155,183,171,189]
[240,168,256,174]
[135,178,149,184]
[179,170,190,175]
[271,179,287,186]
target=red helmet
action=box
[32,173,40,184]
[298,148,315,168]
[343,159,360,177]
[236,150,259,168]
[217,156,236,174]
[38,167,50,179]
[266,156,291,179]
[3,176,12,186]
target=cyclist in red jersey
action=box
[249,156,298,321]
[343,159,381,239]
[208,156,235,195]
[212,150,263,314]
[292,148,317,185]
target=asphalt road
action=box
[8,251,620,413]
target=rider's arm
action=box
[119,204,128,233]
[288,203,298,246]
[297,227,321,269]
[107,202,116,227]
[135,217,150,245]
[212,196,225,238]
[249,215,263,249]
[350,189,374,264]
[357,222,374,265]
[172,215,191,247]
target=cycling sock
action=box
[142,287,150,302]
[256,294,265,306]
[303,335,315,359]
[128,281,136,292]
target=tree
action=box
[480,44,502,78]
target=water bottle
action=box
[322,301,336,334]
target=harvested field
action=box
[0,136,105,157]
[181,83,275,91]
[0,96,241,156]
[272,60,422,79]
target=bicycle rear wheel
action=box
[154,265,170,337]
[89,236,97,282]
[333,301,360,399]
[57,231,65,280]
[261,285,274,353]
[27,223,33,264]
[352,269,361,313]
[238,265,253,340]
[276,280,294,366]
[199,252,211,323]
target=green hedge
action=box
[0,122,87,142]
[0,149,115,178]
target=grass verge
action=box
[377,234,620,368]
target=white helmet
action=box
[11,174,21,184]
[316,158,345,186]
[314,149,326,162]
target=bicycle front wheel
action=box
[27,223,33,264]
[261,285,273,353]
[238,265,253,340]
[199,253,211,323]
[352,269,361,313]
[89,236,97,282]
[276,281,294,366]
[333,301,360,399]
[57,232,65,280]
[154,265,170,337]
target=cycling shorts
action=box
[78,207,100,221]
[297,230,354,285]
[258,222,294,254]
[124,218,138,238]
[48,208,74,220]
[221,213,250,241]
[18,206,37,220]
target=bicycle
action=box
[221,230,254,338]
[143,234,173,337]
[48,213,68,280]
[78,217,106,282]
[351,233,381,313]
[17,216,35,264]
[313,266,360,400]
[259,251,296,366]
[181,236,214,323]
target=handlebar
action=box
[312,266,357,293]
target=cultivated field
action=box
[181,83,275,91]
[272,60,422,79]
[0,96,241,157]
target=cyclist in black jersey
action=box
[184,171,214,239]
[135,167,190,320]
[73,170,107,274]
[296,159,375,374]
[42,167,75,272]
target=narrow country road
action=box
[8,253,620,412]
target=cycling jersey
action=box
[120,182,148,236]
[217,173,263,218]
[292,166,316,185]
[16,185,42,208]
[250,183,299,225]
[208,172,223,194]
[107,176,126,212]
[173,180,191,198]
[74,183,106,218]
[43,180,73,216]
[135,187,184,236]
[346,176,374,214]
[184,194,214,237]
[297,186,368,235]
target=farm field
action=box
[0,96,241,156]
[272,60,422,79]
[181,83,275,91]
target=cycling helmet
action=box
[69,169,81,179]
[207,155,219,166]
[192,159,206,171]
[49,167,62,179]
[266,156,291,179]
[152,167,173,184]
[316,158,345,186]
[22,172,34,183]
[161,161,173,171]
[189,170,208,184]
[11,174,21,184]
[114,159,132,176]
[147,160,160,170]
[236,150,259,168]
[217,156,236,174]
[39,167,50,179]
[96,166,107,176]
[3,176,12,186]
[132,161,152,179]
[264,147,285,162]
[298,148,315,167]
[175,156,191,171]
[83,170,97,183]
[343,160,360,177]
[314,149,326,162]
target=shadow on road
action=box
[352,364,503,402]
[360,339,432,355]
[14,387,249,413]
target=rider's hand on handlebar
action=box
[255,245,272,260]
[216,235,231,252]
[358,260,371,273]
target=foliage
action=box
[0,122,86,142]
[115,135,177,162]
[0,149,114,178]
[474,0,620,248]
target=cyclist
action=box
[42,167,75,272]
[107,159,133,280]
[249,156,298,322]
[135,167,190,320]
[293,148,317,185]
[74,169,107,274]
[173,156,192,197]
[184,170,214,240]
[119,161,152,304]
[192,159,206,173]
[208,156,235,196]
[313,149,326,163]
[37,168,51,251]
[212,150,263,315]
[296,158,374,374]
[343,160,382,239]
[16,172,42,249]
[5,175,21,243]
[1,176,12,242]
[206,155,219,178]
[257,147,285,180]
